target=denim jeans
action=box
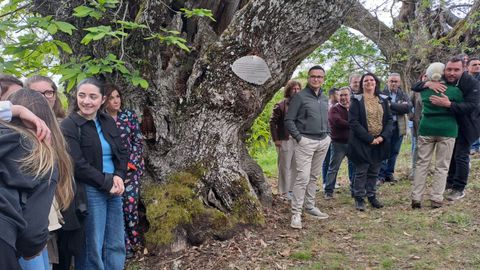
[19,247,49,270]
[379,124,403,178]
[352,162,381,198]
[471,138,480,151]
[76,185,125,270]
[324,142,348,194]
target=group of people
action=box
[0,74,145,269]
[270,56,480,229]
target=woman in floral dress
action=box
[104,84,145,258]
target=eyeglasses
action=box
[39,90,55,98]
[309,75,324,80]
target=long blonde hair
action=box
[7,89,74,210]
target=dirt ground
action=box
[129,154,480,270]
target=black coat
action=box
[454,72,480,141]
[61,111,127,192]
[0,125,57,258]
[347,94,393,164]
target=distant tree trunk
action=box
[33,0,355,247]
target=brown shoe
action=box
[430,200,443,209]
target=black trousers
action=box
[446,133,475,192]
[0,238,21,270]
[352,162,382,198]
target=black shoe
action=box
[411,200,422,209]
[355,197,365,211]
[368,196,384,209]
[324,193,334,200]
[384,175,397,183]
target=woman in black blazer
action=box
[348,73,393,211]
[61,78,127,270]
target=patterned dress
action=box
[114,109,145,256]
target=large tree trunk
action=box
[33,0,354,247]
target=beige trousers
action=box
[276,137,297,194]
[291,136,331,215]
[411,136,455,202]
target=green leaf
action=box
[60,68,79,81]
[116,20,147,29]
[47,23,58,35]
[116,65,130,74]
[73,6,95,17]
[106,53,118,61]
[77,73,87,83]
[176,42,190,52]
[53,40,73,54]
[87,65,101,74]
[101,66,113,73]
[180,8,216,21]
[66,79,76,92]
[92,32,106,41]
[139,79,149,89]
[54,21,76,35]
[81,34,94,45]
[73,5,102,19]
[85,25,112,33]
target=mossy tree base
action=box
[143,168,265,250]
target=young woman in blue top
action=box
[61,78,127,270]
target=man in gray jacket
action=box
[285,65,331,229]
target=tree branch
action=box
[442,6,461,26]
[0,3,31,19]
[350,55,371,73]
[343,0,397,60]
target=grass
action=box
[253,144,278,178]
[290,250,313,261]
[249,134,480,269]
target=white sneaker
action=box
[305,207,329,220]
[290,214,302,229]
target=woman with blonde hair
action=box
[0,89,73,269]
